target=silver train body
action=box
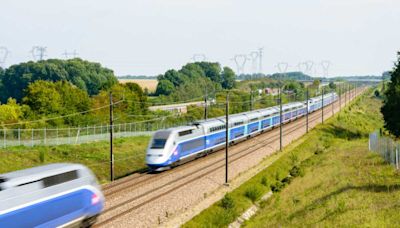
[0,163,104,227]
[146,93,338,169]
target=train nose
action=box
[146,149,167,165]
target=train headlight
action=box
[91,193,100,205]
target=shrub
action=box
[281,176,293,185]
[261,176,268,186]
[220,194,235,210]
[290,166,304,177]
[39,150,45,163]
[314,147,325,155]
[244,186,262,202]
[271,181,285,193]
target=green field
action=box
[0,136,150,183]
[184,89,391,227]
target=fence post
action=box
[75,127,80,144]
[56,127,59,145]
[397,147,399,170]
[3,128,6,148]
[31,128,34,147]
[18,128,21,146]
[68,127,71,144]
[44,128,46,145]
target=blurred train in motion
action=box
[147,92,338,170]
[0,163,104,227]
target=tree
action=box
[1,58,117,103]
[381,52,400,137]
[312,79,320,88]
[197,62,222,84]
[22,80,63,116]
[160,69,187,87]
[0,98,24,124]
[328,82,337,90]
[22,80,91,125]
[155,80,175,95]
[0,67,4,102]
[221,67,236,89]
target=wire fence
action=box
[369,131,400,169]
[0,121,189,148]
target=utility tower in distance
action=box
[321,60,331,78]
[258,47,264,74]
[192,54,206,62]
[0,46,10,68]
[31,46,47,61]
[249,51,259,74]
[231,54,249,75]
[62,50,78,59]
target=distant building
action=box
[149,101,210,114]
[264,88,279,95]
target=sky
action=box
[0,0,399,77]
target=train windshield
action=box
[151,139,167,149]
[150,131,170,149]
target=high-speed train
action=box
[146,92,338,169]
[0,163,104,227]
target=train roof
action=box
[282,102,304,109]
[258,107,280,115]
[0,163,86,188]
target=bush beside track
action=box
[184,88,390,227]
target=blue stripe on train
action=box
[247,122,259,134]
[149,115,280,168]
[0,188,103,228]
[261,118,272,128]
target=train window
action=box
[250,118,258,122]
[151,139,167,149]
[234,121,244,126]
[210,125,226,132]
[178,130,193,137]
[0,177,6,191]
[42,170,78,188]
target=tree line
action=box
[154,62,236,101]
[0,59,148,128]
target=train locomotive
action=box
[146,92,338,170]
[0,163,104,227]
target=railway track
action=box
[95,89,363,226]
[103,89,362,197]
[102,104,324,198]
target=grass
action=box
[184,89,387,227]
[0,135,150,183]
